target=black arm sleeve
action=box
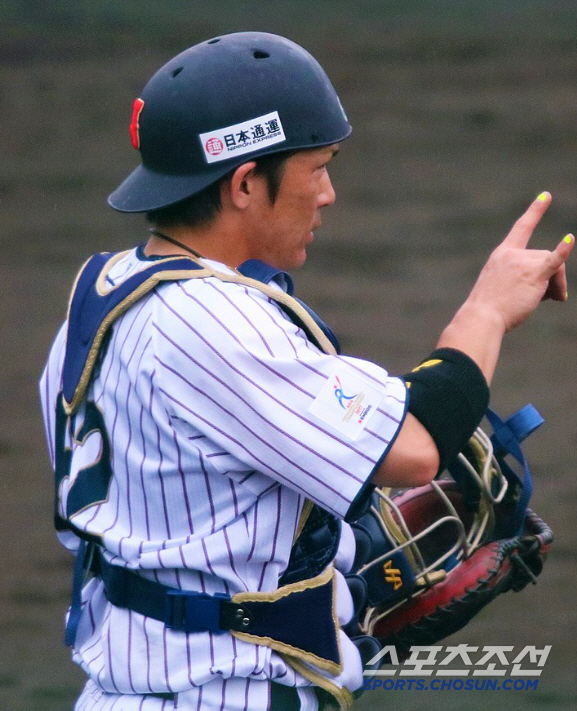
[402,347,490,474]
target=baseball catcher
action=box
[39,31,572,711]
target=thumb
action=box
[544,233,574,301]
[549,233,575,271]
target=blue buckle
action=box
[165,590,231,634]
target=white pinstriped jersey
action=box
[40,248,408,709]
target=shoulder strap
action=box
[62,251,208,413]
[62,253,338,414]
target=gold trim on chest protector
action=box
[65,257,337,414]
[231,566,342,675]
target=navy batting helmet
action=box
[108,32,352,213]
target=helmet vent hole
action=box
[310,134,320,142]
[207,38,221,44]
[171,67,183,78]
[253,50,270,59]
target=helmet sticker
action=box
[130,98,145,150]
[199,110,286,164]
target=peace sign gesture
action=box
[438,192,573,383]
[470,192,573,332]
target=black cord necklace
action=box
[148,228,204,259]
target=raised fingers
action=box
[502,192,552,249]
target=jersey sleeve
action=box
[152,277,408,520]
[39,323,82,553]
[39,322,67,470]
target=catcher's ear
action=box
[226,161,259,209]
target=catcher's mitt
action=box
[346,405,552,662]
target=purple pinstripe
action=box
[142,616,153,693]
[106,606,120,692]
[154,312,387,462]
[219,678,227,711]
[256,487,282,591]
[158,383,353,503]
[171,427,195,533]
[138,402,152,541]
[199,454,217,534]
[127,611,137,693]
[151,372,172,540]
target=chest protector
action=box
[56,251,355,708]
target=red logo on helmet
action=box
[205,137,224,156]
[130,98,145,150]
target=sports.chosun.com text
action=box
[363,678,539,692]
[362,645,550,692]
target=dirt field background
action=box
[1,2,576,709]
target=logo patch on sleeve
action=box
[199,111,286,164]
[308,366,384,440]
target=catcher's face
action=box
[245,145,338,270]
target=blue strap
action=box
[165,591,232,633]
[486,404,544,460]
[485,405,544,537]
[293,297,341,354]
[97,554,341,666]
[65,539,88,646]
[236,259,295,294]
[63,253,203,406]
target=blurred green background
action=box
[1,1,576,709]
